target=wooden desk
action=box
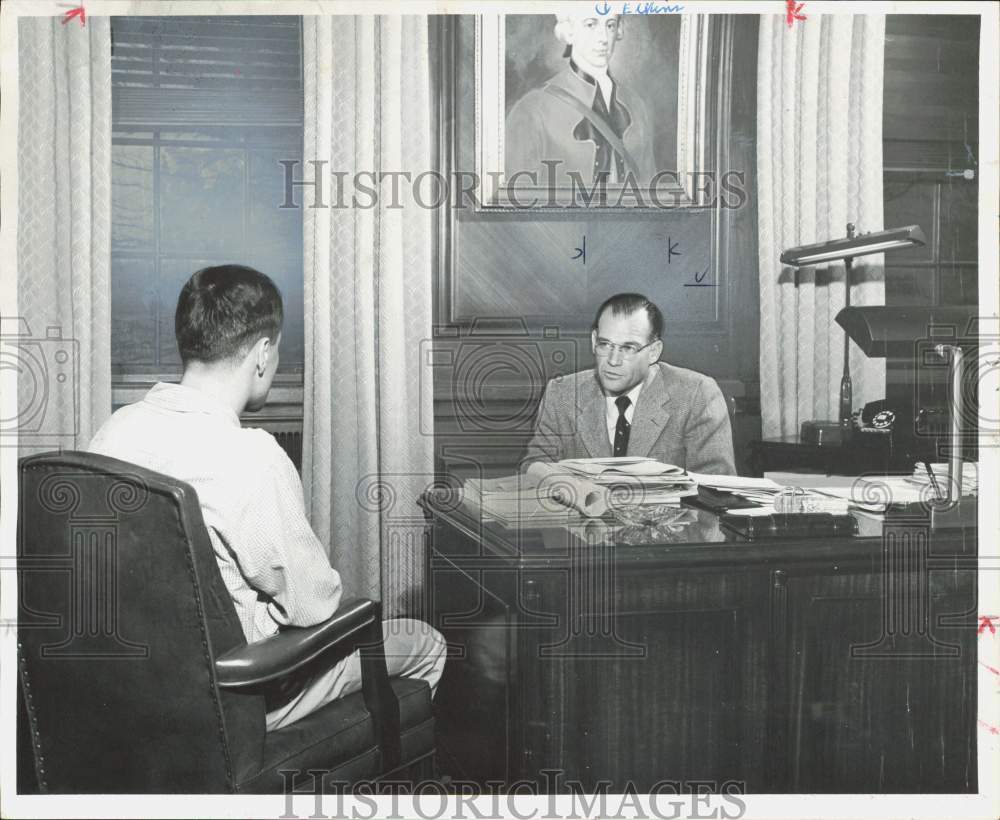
[421,493,978,793]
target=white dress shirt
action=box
[604,381,645,447]
[88,382,342,643]
[593,71,615,111]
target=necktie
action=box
[613,395,631,457]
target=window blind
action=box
[111,16,303,127]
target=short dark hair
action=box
[592,293,663,340]
[175,264,283,365]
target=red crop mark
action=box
[786,0,806,28]
[978,615,998,635]
[60,4,86,27]
[978,720,1000,736]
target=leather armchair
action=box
[16,451,435,793]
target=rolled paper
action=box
[526,461,609,518]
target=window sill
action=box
[111,373,304,425]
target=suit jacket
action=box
[522,362,736,475]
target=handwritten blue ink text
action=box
[596,1,685,15]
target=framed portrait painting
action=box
[476,12,713,209]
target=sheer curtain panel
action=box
[757,15,887,439]
[301,16,435,618]
[16,17,112,454]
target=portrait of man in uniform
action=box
[501,12,681,195]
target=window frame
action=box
[109,16,306,391]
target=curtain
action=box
[757,15,887,439]
[15,17,112,455]
[302,17,435,619]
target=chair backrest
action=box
[18,451,266,793]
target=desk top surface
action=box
[421,490,977,567]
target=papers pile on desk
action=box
[554,457,698,506]
[762,468,981,512]
[790,479,924,512]
[463,458,701,526]
[558,457,687,479]
[684,472,784,513]
[462,474,582,526]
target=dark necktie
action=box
[613,395,631,457]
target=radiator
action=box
[271,430,303,473]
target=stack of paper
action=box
[687,472,782,509]
[554,457,698,505]
[760,473,928,512]
[462,474,585,526]
[558,457,688,480]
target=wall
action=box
[883,14,979,307]
[882,15,980,427]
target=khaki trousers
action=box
[265,618,446,731]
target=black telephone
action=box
[854,399,896,433]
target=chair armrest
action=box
[215,597,379,688]
[214,597,402,771]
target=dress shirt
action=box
[591,70,614,113]
[605,381,644,447]
[88,382,342,643]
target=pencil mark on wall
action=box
[683,266,715,287]
[666,236,681,264]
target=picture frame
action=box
[475,12,713,209]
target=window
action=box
[110,16,304,377]
[882,15,979,308]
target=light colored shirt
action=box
[593,72,614,113]
[604,381,644,447]
[88,382,341,643]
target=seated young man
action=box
[89,264,445,730]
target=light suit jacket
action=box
[522,362,736,475]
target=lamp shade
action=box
[781,225,927,266]
[835,306,979,358]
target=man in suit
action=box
[505,13,657,188]
[522,292,736,475]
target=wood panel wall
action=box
[883,14,979,306]
[882,15,980,424]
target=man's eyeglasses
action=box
[593,338,660,359]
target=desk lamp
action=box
[836,305,979,523]
[780,224,927,437]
